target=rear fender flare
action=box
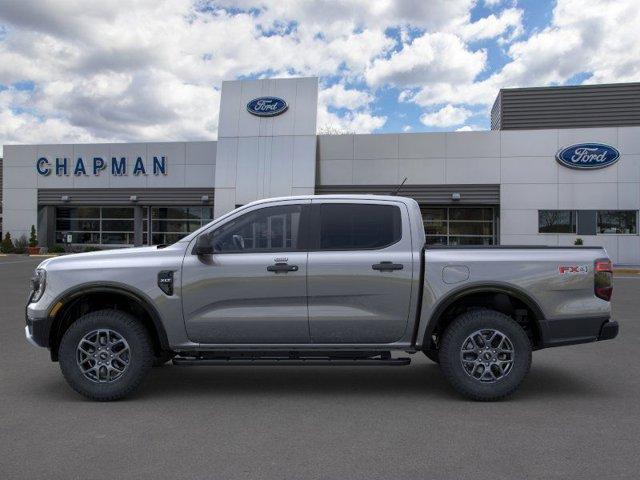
[421,282,546,347]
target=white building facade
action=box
[2,77,639,264]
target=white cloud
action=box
[319,84,373,110]
[317,82,384,133]
[317,107,386,134]
[420,105,472,127]
[458,8,523,42]
[402,125,412,132]
[456,124,484,131]
[212,0,475,32]
[366,32,486,88]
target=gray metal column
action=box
[134,206,144,246]
[37,206,56,248]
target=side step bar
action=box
[173,354,411,367]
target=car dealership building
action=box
[2,78,639,263]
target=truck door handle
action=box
[267,262,299,273]
[372,261,404,272]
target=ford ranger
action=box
[25,195,618,401]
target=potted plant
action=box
[574,238,584,246]
[28,225,40,255]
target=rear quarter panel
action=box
[417,247,611,347]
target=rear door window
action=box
[318,203,402,250]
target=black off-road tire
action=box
[58,309,154,401]
[439,309,532,401]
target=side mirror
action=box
[193,235,214,255]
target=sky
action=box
[0,0,639,155]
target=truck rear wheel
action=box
[439,309,531,401]
[58,309,154,401]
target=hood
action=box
[37,245,175,269]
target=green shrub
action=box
[574,238,584,246]
[13,235,28,254]
[29,225,38,247]
[1,233,14,253]
[48,244,66,254]
[83,246,102,252]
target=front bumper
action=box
[541,316,619,348]
[25,312,52,348]
[25,325,40,347]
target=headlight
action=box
[30,269,46,302]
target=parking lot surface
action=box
[1,255,639,479]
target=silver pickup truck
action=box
[26,195,618,401]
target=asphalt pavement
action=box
[1,255,639,479]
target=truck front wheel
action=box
[58,309,154,401]
[439,309,532,401]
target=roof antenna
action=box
[391,177,407,196]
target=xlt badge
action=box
[157,271,174,295]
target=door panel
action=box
[182,202,311,344]
[182,252,309,343]
[307,201,414,344]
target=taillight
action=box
[594,258,613,301]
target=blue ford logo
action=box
[246,97,288,117]
[556,143,620,170]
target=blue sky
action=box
[0,0,638,150]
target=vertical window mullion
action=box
[446,207,450,245]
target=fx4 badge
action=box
[558,265,589,274]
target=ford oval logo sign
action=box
[246,97,288,117]
[556,143,620,170]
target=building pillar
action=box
[37,206,55,248]
[134,206,144,246]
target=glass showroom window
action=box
[597,211,638,234]
[423,207,495,246]
[146,206,214,245]
[55,207,134,245]
[538,210,577,233]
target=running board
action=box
[172,355,411,367]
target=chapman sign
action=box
[556,143,620,170]
[246,97,288,117]
[36,156,168,177]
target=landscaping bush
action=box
[48,244,66,254]
[13,235,29,254]
[29,225,38,247]
[83,246,102,252]
[574,238,584,246]
[1,233,14,253]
